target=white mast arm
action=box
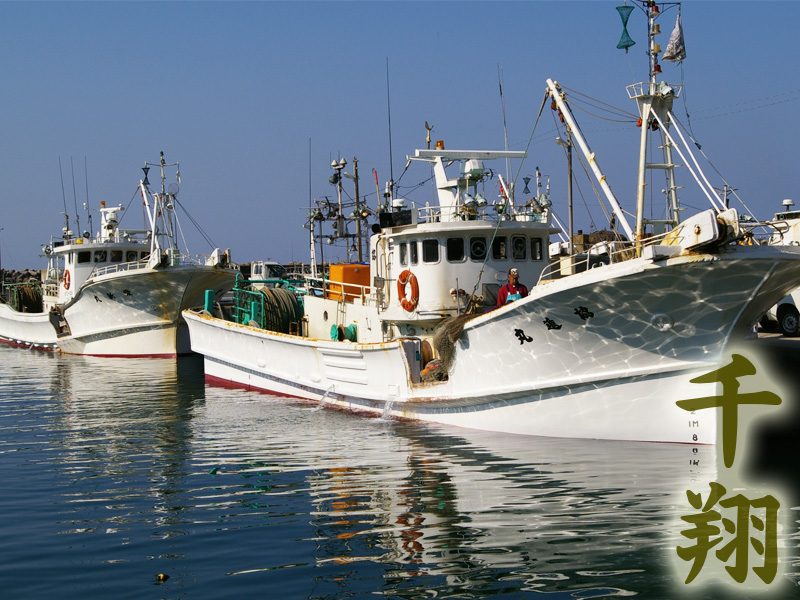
[546,79,635,241]
[139,180,159,255]
[664,111,726,212]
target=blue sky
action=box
[1,1,797,270]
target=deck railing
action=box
[538,230,675,282]
[413,203,550,224]
[90,260,150,278]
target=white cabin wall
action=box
[380,227,552,319]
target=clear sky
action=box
[1,1,797,271]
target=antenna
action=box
[425,121,433,150]
[498,64,511,187]
[84,157,93,239]
[386,58,394,193]
[308,137,318,278]
[70,157,80,235]
[58,158,69,227]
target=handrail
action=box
[538,230,674,282]
[411,203,550,225]
[90,260,150,278]
[303,274,375,305]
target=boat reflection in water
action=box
[9,346,797,598]
[196,387,720,597]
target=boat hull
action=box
[0,303,59,350]
[1,266,235,357]
[201,349,717,443]
[185,246,800,443]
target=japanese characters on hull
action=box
[673,347,790,590]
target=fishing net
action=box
[431,313,481,374]
[6,283,43,313]
[616,5,636,51]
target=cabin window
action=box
[399,242,408,266]
[531,238,543,261]
[126,251,138,262]
[110,250,123,263]
[422,239,439,263]
[141,251,150,260]
[446,238,465,262]
[409,241,418,265]
[512,236,527,260]
[268,264,287,278]
[470,237,487,261]
[93,250,107,263]
[77,251,91,264]
[492,236,507,260]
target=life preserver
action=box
[397,269,419,312]
[62,271,71,290]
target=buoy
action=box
[156,573,169,582]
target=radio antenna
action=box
[386,58,394,194]
[70,157,80,235]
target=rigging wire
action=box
[173,197,218,251]
[559,85,639,121]
[550,109,620,234]
[686,87,800,118]
[669,112,761,221]
[511,90,550,188]
[567,101,637,124]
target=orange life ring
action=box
[62,270,71,290]
[397,269,419,312]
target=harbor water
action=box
[0,345,798,599]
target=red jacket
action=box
[496,282,529,307]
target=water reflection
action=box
[192,389,724,597]
[1,346,796,599]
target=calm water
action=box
[0,345,798,599]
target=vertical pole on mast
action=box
[354,158,362,262]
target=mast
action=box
[353,158,362,262]
[630,1,682,241]
[141,152,181,257]
[545,79,636,241]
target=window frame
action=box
[446,237,465,263]
[422,239,439,264]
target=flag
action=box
[663,14,686,62]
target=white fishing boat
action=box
[184,2,800,442]
[759,198,800,336]
[0,153,238,357]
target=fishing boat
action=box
[184,2,800,442]
[759,198,800,335]
[0,153,238,357]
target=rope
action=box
[257,287,303,334]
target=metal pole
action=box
[353,158,362,262]
[567,134,573,256]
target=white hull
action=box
[1,266,235,357]
[185,246,800,443]
[202,355,717,443]
[0,303,59,350]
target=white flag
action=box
[663,14,686,62]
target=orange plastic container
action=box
[326,264,370,301]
